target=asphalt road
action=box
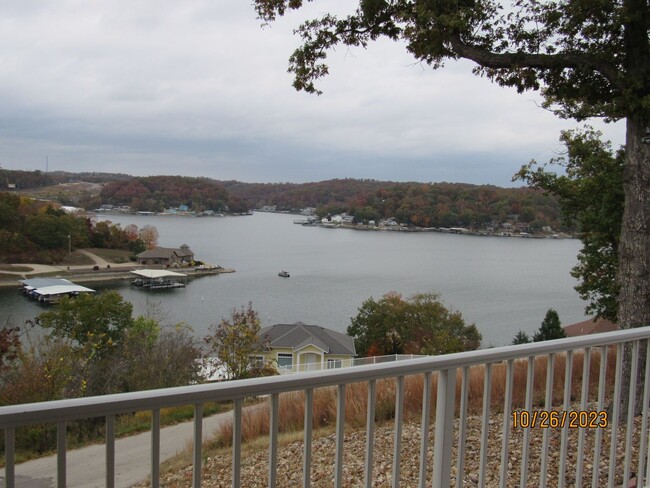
[1,409,235,488]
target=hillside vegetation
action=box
[3,171,568,231]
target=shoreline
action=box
[0,267,235,289]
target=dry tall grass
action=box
[211,348,617,448]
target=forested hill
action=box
[2,171,567,231]
[223,179,565,231]
[100,176,249,213]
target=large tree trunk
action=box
[617,113,650,416]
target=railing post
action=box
[193,403,203,488]
[233,399,243,488]
[539,353,555,488]
[392,375,405,487]
[499,359,514,488]
[4,427,15,488]
[334,384,346,488]
[106,414,116,488]
[57,420,66,488]
[432,368,456,488]
[419,372,432,488]
[364,380,376,488]
[304,389,313,488]
[151,409,161,488]
[478,364,492,487]
[269,393,279,488]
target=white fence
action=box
[2,327,650,487]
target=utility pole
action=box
[68,234,71,254]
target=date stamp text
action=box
[512,409,608,429]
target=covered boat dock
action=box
[130,269,187,290]
[19,278,96,304]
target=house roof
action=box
[137,246,194,259]
[563,317,617,337]
[259,322,356,356]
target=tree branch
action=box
[449,34,623,91]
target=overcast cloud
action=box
[0,1,625,186]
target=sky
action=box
[0,1,626,187]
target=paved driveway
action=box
[1,409,236,488]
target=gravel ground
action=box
[136,406,643,487]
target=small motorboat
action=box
[278,271,290,278]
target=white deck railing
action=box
[2,327,650,487]
[277,354,427,373]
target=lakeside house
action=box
[256,321,356,373]
[136,244,195,266]
[563,317,617,337]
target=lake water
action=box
[0,212,590,347]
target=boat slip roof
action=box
[20,278,73,289]
[32,285,96,295]
[130,269,187,279]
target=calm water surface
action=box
[0,212,589,346]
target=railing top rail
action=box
[2,326,649,428]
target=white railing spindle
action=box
[520,355,535,487]
[392,375,404,487]
[364,379,376,488]
[419,372,432,488]
[304,389,313,488]
[558,350,573,488]
[478,363,492,488]
[539,353,555,488]
[455,366,469,488]
[575,347,591,486]
[499,359,514,488]
[334,384,346,488]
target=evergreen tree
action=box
[512,330,531,345]
[533,309,566,342]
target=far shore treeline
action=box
[1,169,568,232]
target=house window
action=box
[277,353,293,369]
[249,356,264,368]
[327,359,342,369]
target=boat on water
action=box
[278,271,290,278]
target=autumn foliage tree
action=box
[516,128,624,322]
[348,292,481,357]
[204,303,265,380]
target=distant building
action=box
[136,244,195,266]
[563,317,617,337]
[256,322,356,373]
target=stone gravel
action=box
[137,406,643,487]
